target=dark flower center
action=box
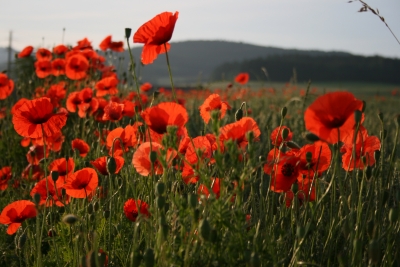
[281,163,295,177]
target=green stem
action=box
[164,43,177,103]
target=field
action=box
[0,14,400,267]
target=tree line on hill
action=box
[211,54,400,83]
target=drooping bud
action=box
[304,132,320,142]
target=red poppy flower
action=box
[219,117,261,150]
[99,36,112,51]
[45,131,65,152]
[0,167,12,190]
[90,156,125,175]
[18,46,34,58]
[26,145,49,165]
[12,97,67,139]
[46,84,66,108]
[48,158,74,189]
[102,101,124,122]
[66,91,81,113]
[123,199,150,222]
[132,142,164,176]
[22,164,44,181]
[0,73,14,100]
[64,168,98,198]
[11,98,29,115]
[36,48,52,61]
[95,76,119,97]
[140,82,152,92]
[199,94,231,124]
[109,41,124,52]
[65,54,89,80]
[72,138,90,157]
[133,11,179,64]
[77,88,99,118]
[304,92,363,144]
[297,141,331,178]
[198,178,220,199]
[34,60,52,78]
[234,73,250,85]
[106,124,143,156]
[0,200,37,235]
[53,44,69,56]
[30,178,69,207]
[51,58,66,76]
[73,38,93,51]
[285,177,316,207]
[141,102,188,143]
[340,127,380,171]
[270,126,293,147]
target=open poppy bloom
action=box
[95,76,119,97]
[304,92,363,144]
[141,102,188,144]
[133,11,179,64]
[297,141,331,178]
[72,138,90,157]
[30,178,69,207]
[46,83,66,108]
[340,127,380,171]
[22,164,44,182]
[91,156,125,175]
[140,82,152,92]
[285,177,316,207]
[53,44,69,56]
[199,94,231,124]
[65,53,89,80]
[234,73,250,85]
[26,145,49,165]
[0,200,37,235]
[48,158,75,188]
[36,48,52,61]
[219,117,261,151]
[0,73,14,100]
[270,126,293,147]
[198,178,221,199]
[123,199,150,222]
[100,35,124,52]
[51,58,66,76]
[0,167,12,190]
[12,97,68,139]
[18,46,34,58]
[64,168,98,198]
[102,101,124,122]
[34,60,52,78]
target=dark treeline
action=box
[211,54,400,83]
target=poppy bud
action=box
[131,248,142,266]
[94,202,100,211]
[368,239,380,264]
[103,210,110,219]
[62,214,79,225]
[143,248,155,267]
[304,132,320,142]
[51,171,59,182]
[210,229,218,243]
[33,193,41,206]
[286,141,301,149]
[87,203,94,214]
[296,226,305,239]
[280,106,287,119]
[193,209,200,221]
[149,151,157,164]
[306,152,313,164]
[374,150,381,163]
[125,28,132,39]
[389,208,398,224]
[281,127,289,140]
[107,157,117,174]
[17,233,27,249]
[250,252,261,267]
[291,183,298,194]
[377,112,383,122]
[156,196,165,210]
[188,194,197,209]
[199,219,211,241]
[354,110,362,124]
[361,100,366,113]
[156,181,166,196]
[235,108,243,121]
[365,166,372,179]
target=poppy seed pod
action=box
[62,214,78,225]
[125,28,132,39]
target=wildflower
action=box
[123,199,150,222]
[18,46,33,58]
[140,82,152,92]
[53,44,69,56]
[199,94,231,124]
[48,158,75,187]
[0,200,37,235]
[234,73,250,85]
[133,11,179,64]
[198,178,220,199]
[64,168,98,198]
[0,73,14,100]
[30,178,69,207]
[36,48,52,61]
[65,53,89,80]
[270,126,293,147]
[34,60,52,78]
[0,167,12,190]
[132,142,164,176]
[219,117,261,151]
[91,156,125,175]
[95,76,119,97]
[71,138,90,157]
[51,58,66,76]
[304,92,363,144]
[12,97,67,139]
[102,101,124,122]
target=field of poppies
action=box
[0,11,399,267]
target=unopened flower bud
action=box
[156,181,166,196]
[235,108,243,121]
[306,152,313,163]
[33,193,41,206]
[62,214,79,225]
[199,219,211,241]
[281,127,289,140]
[107,157,117,174]
[304,132,320,142]
[149,151,157,164]
[280,106,287,119]
[125,28,132,39]
[51,171,59,182]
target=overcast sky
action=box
[1,0,399,58]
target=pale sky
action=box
[1,0,399,58]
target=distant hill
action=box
[211,54,400,83]
[1,40,398,85]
